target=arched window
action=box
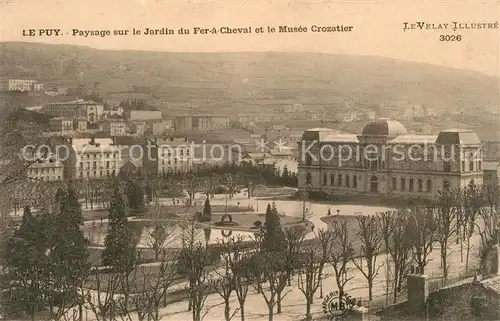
[427,179,432,193]
[353,176,358,188]
[370,175,379,193]
[330,174,335,185]
[306,173,312,184]
[418,179,423,192]
[338,174,342,186]
[346,175,350,187]
[323,173,328,185]
[400,178,406,191]
[443,180,450,191]
[409,179,414,192]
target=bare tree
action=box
[293,190,313,222]
[249,251,289,321]
[458,185,484,274]
[380,209,412,303]
[329,220,356,298]
[200,174,218,199]
[178,221,217,321]
[283,225,307,285]
[407,202,436,274]
[352,215,383,301]
[297,229,335,320]
[84,267,126,321]
[184,176,200,206]
[210,261,237,321]
[221,236,251,321]
[223,173,239,199]
[434,188,460,282]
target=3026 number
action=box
[439,35,462,41]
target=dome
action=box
[361,118,407,138]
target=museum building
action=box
[297,118,483,199]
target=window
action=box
[392,177,397,191]
[353,176,357,188]
[338,174,342,186]
[443,161,451,172]
[478,160,482,171]
[427,179,432,192]
[330,174,335,185]
[462,160,465,171]
[305,154,313,166]
[323,173,328,185]
[306,173,312,184]
[418,179,423,192]
[469,160,474,171]
[409,179,414,192]
[443,180,450,191]
[346,175,350,187]
[401,178,406,192]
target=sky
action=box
[1,0,500,76]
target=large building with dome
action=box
[297,118,484,200]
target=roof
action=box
[71,138,117,152]
[322,133,359,143]
[243,153,271,160]
[388,135,438,144]
[436,129,481,145]
[361,118,407,138]
[46,100,100,106]
[302,128,340,141]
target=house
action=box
[483,161,500,186]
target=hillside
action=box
[1,42,498,122]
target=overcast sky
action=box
[1,0,499,76]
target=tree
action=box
[177,221,217,321]
[185,175,200,206]
[380,209,412,303]
[407,202,436,274]
[102,184,137,273]
[48,186,90,321]
[434,188,460,282]
[353,215,382,301]
[297,229,335,320]
[293,190,313,222]
[262,203,286,253]
[283,226,307,286]
[125,179,146,215]
[221,236,251,321]
[329,220,355,298]
[249,252,289,321]
[202,197,212,222]
[4,206,50,321]
[458,185,484,273]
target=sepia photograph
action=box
[0,1,499,320]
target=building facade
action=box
[143,137,192,175]
[99,120,127,136]
[127,110,163,121]
[26,153,64,182]
[63,137,122,180]
[173,115,230,131]
[41,100,104,124]
[298,119,484,200]
[1,78,43,92]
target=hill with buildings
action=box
[1,42,498,123]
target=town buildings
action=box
[173,115,230,131]
[63,137,121,180]
[142,137,193,175]
[298,118,484,199]
[49,117,88,134]
[41,99,104,123]
[1,78,43,92]
[98,119,127,136]
[25,153,64,182]
[126,110,162,121]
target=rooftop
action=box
[46,100,101,106]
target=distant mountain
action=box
[1,42,498,120]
